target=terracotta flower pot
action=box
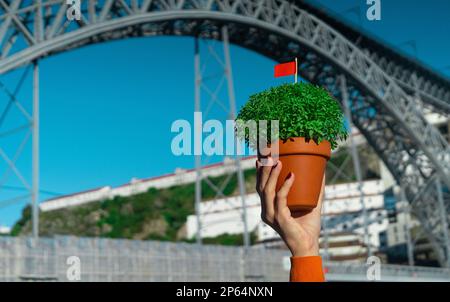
[268,137,331,211]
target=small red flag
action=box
[274,61,297,78]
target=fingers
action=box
[264,160,282,194]
[257,157,275,193]
[255,160,262,194]
[256,158,281,227]
[256,160,270,223]
[275,172,295,212]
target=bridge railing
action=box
[0,236,449,282]
[324,261,450,282]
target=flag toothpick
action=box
[295,57,298,84]
[274,58,299,84]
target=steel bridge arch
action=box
[1,0,449,264]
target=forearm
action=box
[289,256,325,282]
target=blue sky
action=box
[0,0,449,227]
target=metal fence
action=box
[326,261,450,282]
[0,236,289,282]
[1,236,450,282]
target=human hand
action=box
[256,158,325,257]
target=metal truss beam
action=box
[291,0,450,115]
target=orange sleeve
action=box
[290,256,325,282]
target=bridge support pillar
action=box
[0,65,37,235]
[340,75,372,257]
[400,186,415,266]
[32,61,40,239]
[222,26,250,250]
[193,28,249,250]
[436,178,450,267]
[194,37,202,245]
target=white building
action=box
[385,200,420,247]
[0,225,11,235]
[40,157,256,212]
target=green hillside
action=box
[11,169,258,244]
